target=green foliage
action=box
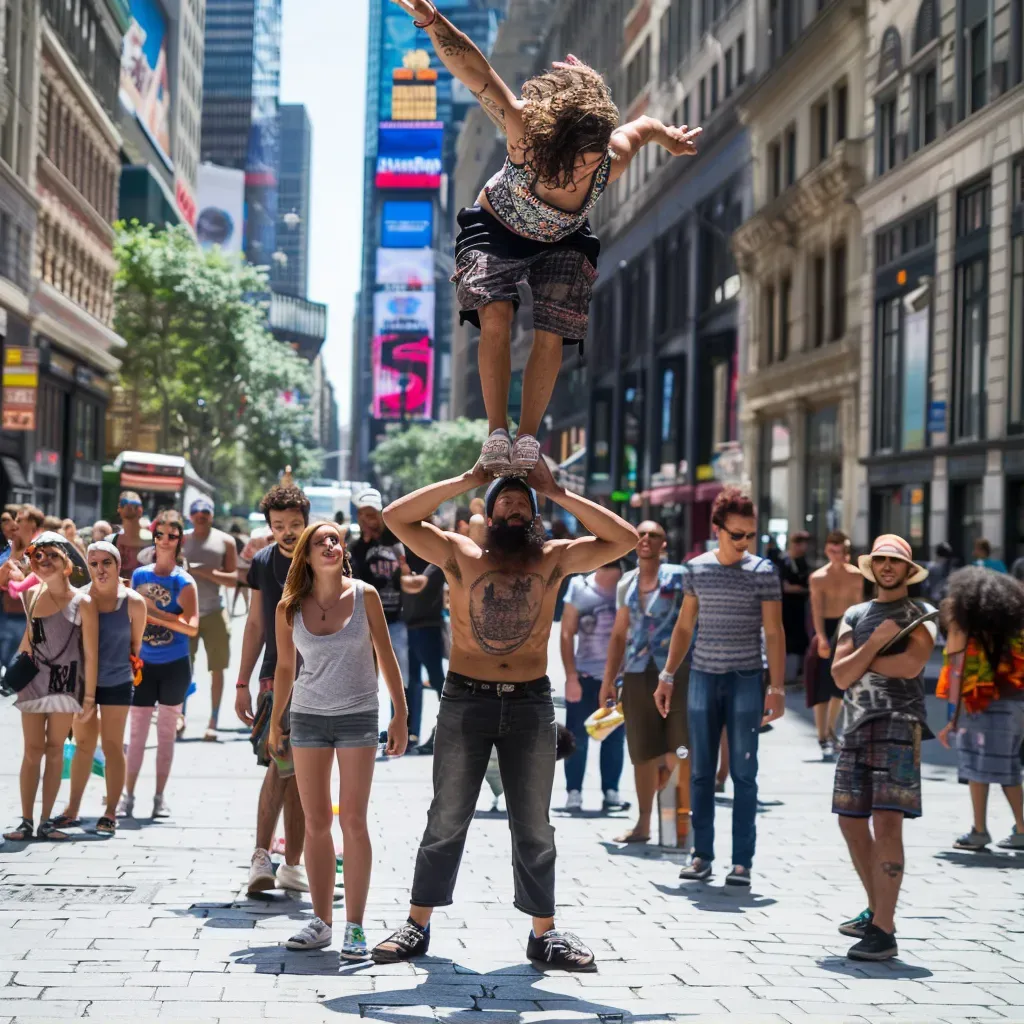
[370,419,493,496]
[113,222,320,497]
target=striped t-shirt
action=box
[681,551,782,673]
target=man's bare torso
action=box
[436,532,570,682]
[811,563,864,619]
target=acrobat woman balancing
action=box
[389,0,702,477]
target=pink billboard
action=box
[371,331,434,420]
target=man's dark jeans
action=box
[406,625,445,740]
[563,674,624,794]
[410,673,557,917]
[688,667,764,869]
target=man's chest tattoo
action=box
[443,557,463,585]
[469,571,544,655]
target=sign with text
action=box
[381,200,433,248]
[376,248,434,291]
[375,122,443,189]
[373,289,435,336]
[2,347,38,430]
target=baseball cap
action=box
[190,497,215,516]
[485,477,539,520]
[356,488,383,511]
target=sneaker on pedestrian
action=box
[526,928,596,971]
[152,794,170,818]
[679,856,712,881]
[953,828,992,850]
[510,433,540,476]
[285,916,333,951]
[479,428,512,476]
[725,865,751,887]
[341,922,370,961]
[565,790,583,812]
[116,792,134,818]
[847,922,898,961]
[602,789,630,812]
[248,848,276,894]
[371,919,430,963]
[996,825,1024,849]
[838,908,874,938]
[820,738,836,762]
[276,862,310,892]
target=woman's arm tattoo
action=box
[431,21,473,59]
[472,84,506,130]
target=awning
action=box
[120,471,184,493]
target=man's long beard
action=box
[487,518,545,567]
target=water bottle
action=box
[676,745,689,759]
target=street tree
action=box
[113,222,320,496]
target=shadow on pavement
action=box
[814,954,934,980]
[551,808,632,820]
[598,840,685,862]
[933,848,1024,869]
[651,880,778,913]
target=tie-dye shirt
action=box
[837,597,938,737]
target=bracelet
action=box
[767,686,786,697]
[83,694,96,701]
[658,670,676,686]
[414,2,438,28]
[235,680,250,689]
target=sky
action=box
[279,0,370,432]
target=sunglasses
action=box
[871,555,905,566]
[119,500,142,508]
[638,530,665,540]
[29,548,61,564]
[153,530,181,542]
[725,530,758,542]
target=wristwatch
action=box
[658,669,676,686]
[767,686,786,697]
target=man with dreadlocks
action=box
[389,0,701,477]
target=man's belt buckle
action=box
[497,683,517,695]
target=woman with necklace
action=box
[269,521,408,961]
[3,532,98,842]
[54,542,146,834]
[120,510,199,820]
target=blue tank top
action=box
[90,585,134,688]
[131,564,195,664]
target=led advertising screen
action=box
[375,122,443,189]
[372,331,434,420]
[373,290,435,336]
[196,164,246,254]
[376,249,434,291]
[119,0,173,169]
[381,200,433,248]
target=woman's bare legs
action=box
[99,706,130,818]
[41,713,75,823]
[18,714,47,821]
[477,302,515,433]
[518,328,564,438]
[336,745,377,925]
[63,712,100,819]
[292,745,337,925]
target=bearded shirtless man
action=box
[371,458,638,970]
[808,530,865,760]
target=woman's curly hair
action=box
[520,64,619,189]
[941,566,1024,670]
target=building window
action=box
[835,82,848,142]
[831,239,847,340]
[784,124,797,185]
[760,420,790,541]
[736,33,745,83]
[626,37,652,103]
[711,63,719,109]
[812,254,826,347]
[957,178,990,234]
[659,359,686,468]
[913,66,937,150]
[968,19,988,114]
[806,405,843,560]
[1010,161,1024,432]
[814,97,829,163]
[954,256,987,440]
[779,275,791,360]
[699,76,707,120]
[589,389,613,481]
[876,95,897,175]
[768,139,781,197]
[725,47,734,95]
[873,296,901,452]
[765,284,777,363]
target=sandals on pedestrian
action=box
[37,820,72,841]
[954,828,992,851]
[95,817,116,836]
[3,817,33,841]
[613,829,650,844]
[49,814,81,830]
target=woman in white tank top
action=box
[269,521,408,961]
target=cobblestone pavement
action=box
[0,624,1022,1023]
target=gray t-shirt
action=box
[681,551,781,673]
[565,573,618,678]
[182,528,232,617]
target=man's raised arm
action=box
[383,463,491,566]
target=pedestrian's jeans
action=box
[410,676,557,917]
[0,613,26,673]
[688,667,764,869]
[406,625,445,740]
[563,674,624,794]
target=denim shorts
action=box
[289,708,379,749]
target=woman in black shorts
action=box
[54,541,147,834]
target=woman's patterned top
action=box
[938,633,1024,713]
[483,151,613,243]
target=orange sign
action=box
[2,347,38,431]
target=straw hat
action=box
[857,534,929,586]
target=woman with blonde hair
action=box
[3,532,98,841]
[269,520,408,960]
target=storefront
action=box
[0,305,34,506]
[868,455,932,562]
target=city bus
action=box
[102,451,216,522]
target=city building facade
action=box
[271,102,311,298]
[732,0,867,560]
[855,0,1024,567]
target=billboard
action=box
[382,200,433,248]
[196,164,246,254]
[372,332,434,420]
[373,290,435,335]
[119,0,173,169]
[1,347,38,431]
[376,122,443,189]
[376,249,434,291]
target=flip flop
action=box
[50,814,82,830]
[614,830,650,844]
[94,817,116,836]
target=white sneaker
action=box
[248,848,276,894]
[116,792,134,818]
[152,794,171,818]
[565,790,583,812]
[341,922,369,961]
[276,862,310,892]
[286,916,332,950]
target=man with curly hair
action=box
[235,484,312,895]
[390,0,701,477]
